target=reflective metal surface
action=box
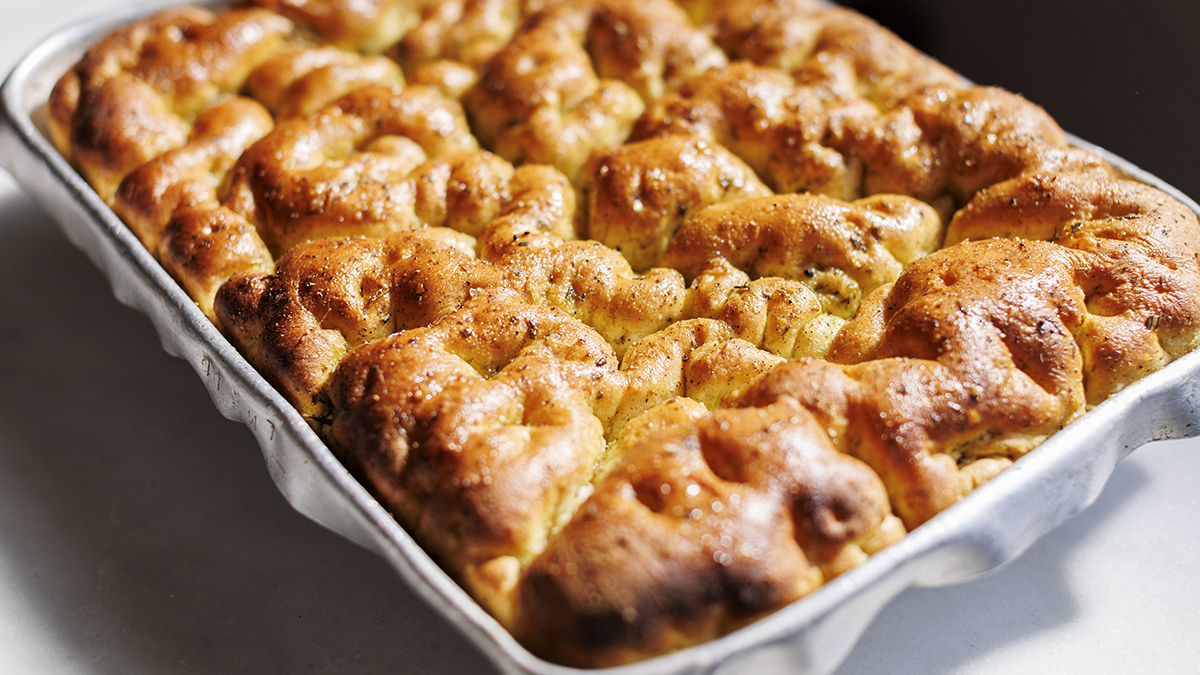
[2,6,1197,675]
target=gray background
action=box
[0,1,1196,673]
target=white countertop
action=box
[0,2,1197,674]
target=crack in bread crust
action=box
[50,0,1200,667]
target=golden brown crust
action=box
[51,0,1200,666]
[703,1,961,104]
[161,205,276,317]
[329,289,624,618]
[223,84,481,253]
[582,135,773,272]
[215,229,493,414]
[859,86,1113,204]
[48,7,291,201]
[661,193,943,317]
[611,319,785,436]
[244,46,405,118]
[684,258,845,360]
[403,58,480,99]
[730,238,1091,527]
[113,96,274,252]
[391,0,522,72]
[946,172,1200,401]
[515,401,893,667]
[500,240,689,356]
[463,0,725,181]
[242,0,423,53]
[632,60,1109,208]
[111,95,277,319]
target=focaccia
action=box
[47,0,1200,666]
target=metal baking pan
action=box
[3,3,1199,674]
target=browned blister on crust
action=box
[946,172,1200,401]
[223,84,481,253]
[499,240,688,357]
[463,0,725,181]
[662,193,943,317]
[113,96,275,251]
[514,402,896,667]
[631,61,863,198]
[610,319,785,437]
[215,229,492,415]
[391,0,523,75]
[48,7,291,201]
[583,135,773,272]
[328,289,625,622]
[853,86,1113,205]
[112,96,276,320]
[732,238,1090,527]
[244,46,405,119]
[684,258,846,360]
[160,205,276,320]
[633,42,1109,209]
[702,1,962,104]
[243,0,424,53]
[49,0,1200,667]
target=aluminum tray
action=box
[3,4,1199,674]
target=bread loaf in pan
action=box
[31,0,1200,668]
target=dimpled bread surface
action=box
[48,0,1200,667]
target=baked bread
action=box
[47,0,1200,667]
